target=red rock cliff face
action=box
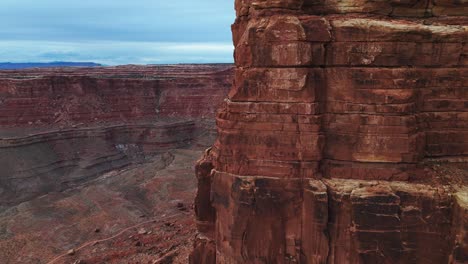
[0,65,232,126]
[0,65,233,208]
[192,1,467,263]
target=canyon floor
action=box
[0,148,202,264]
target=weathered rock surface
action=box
[192,1,467,263]
[0,149,199,264]
[0,65,233,263]
[0,64,232,126]
[0,64,233,209]
[0,121,194,207]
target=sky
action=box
[0,0,235,65]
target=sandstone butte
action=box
[191,0,468,263]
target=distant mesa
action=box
[0,62,102,69]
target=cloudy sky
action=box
[0,0,235,65]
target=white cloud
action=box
[0,40,234,65]
[157,43,234,52]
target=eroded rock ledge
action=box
[192,1,467,263]
[0,121,194,207]
[0,65,233,209]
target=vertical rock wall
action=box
[192,0,467,263]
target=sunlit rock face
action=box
[192,0,467,263]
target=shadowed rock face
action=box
[192,1,467,263]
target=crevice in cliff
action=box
[323,180,333,264]
[457,42,466,66]
[323,17,334,70]
[153,80,163,118]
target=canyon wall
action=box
[0,65,232,208]
[192,1,467,263]
[0,65,232,126]
[0,121,194,207]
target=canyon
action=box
[0,64,232,263]
[191,0,468,264]
[1,1,467,263]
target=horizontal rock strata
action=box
[192,1,467,263]
[0,121,194,207]
[0,65,233,209]
[0,64,233,126]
